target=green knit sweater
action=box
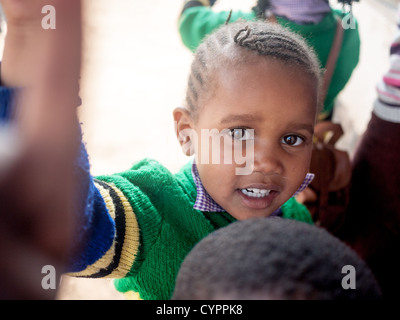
[178,7,360,117]
[71,158,313,300]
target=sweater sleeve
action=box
[178,7,256,52]
[68,177,141,278]
[0,87,15,120]
[66,132,143,278]
[0,84,130,277]
[65,143,118,275]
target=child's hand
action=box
[0,0,50,26]
[0,0,81,299]
[1,0,81,87]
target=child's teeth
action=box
[241,188,271,198]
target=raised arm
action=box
[0,1,167,301]
[0,0,81,299]
[0,0,138,280]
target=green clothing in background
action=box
[179,7,360,118]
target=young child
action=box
[178,0,360,120]
[172,218,382,300]
[0,4,321,300]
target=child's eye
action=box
[282,134,304,146]
[229,128,254,141]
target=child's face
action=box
[186,59,317,220]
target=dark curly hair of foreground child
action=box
[173,218,382,300]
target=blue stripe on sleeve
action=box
[0,85,116,273]
[67,139,116,272]
[0,87,15,121]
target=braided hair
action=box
[185,19,322,120]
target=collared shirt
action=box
[269,0,331,25]
[192,161,225,212]
[191,161,314,216]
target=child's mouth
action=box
[240,188,270,198]
[237,185,279,210]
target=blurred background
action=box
[1,0,398,299]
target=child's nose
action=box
[253,142,284,176]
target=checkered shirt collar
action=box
[192,161,225,212]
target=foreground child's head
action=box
[172,218,382,300]
[174,20,321,220]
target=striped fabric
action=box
[293,173,315,196]
[68,180,140,279]
[374,4,400,123]
[191,161,225,212]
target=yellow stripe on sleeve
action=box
[106,183,140,278]
[68,181,140,279]
[68,182,117,277]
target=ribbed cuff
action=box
[373,99,400,124]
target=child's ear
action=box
[173,107,195,157]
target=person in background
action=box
[336,3,400,299]
[179,0,360,121]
